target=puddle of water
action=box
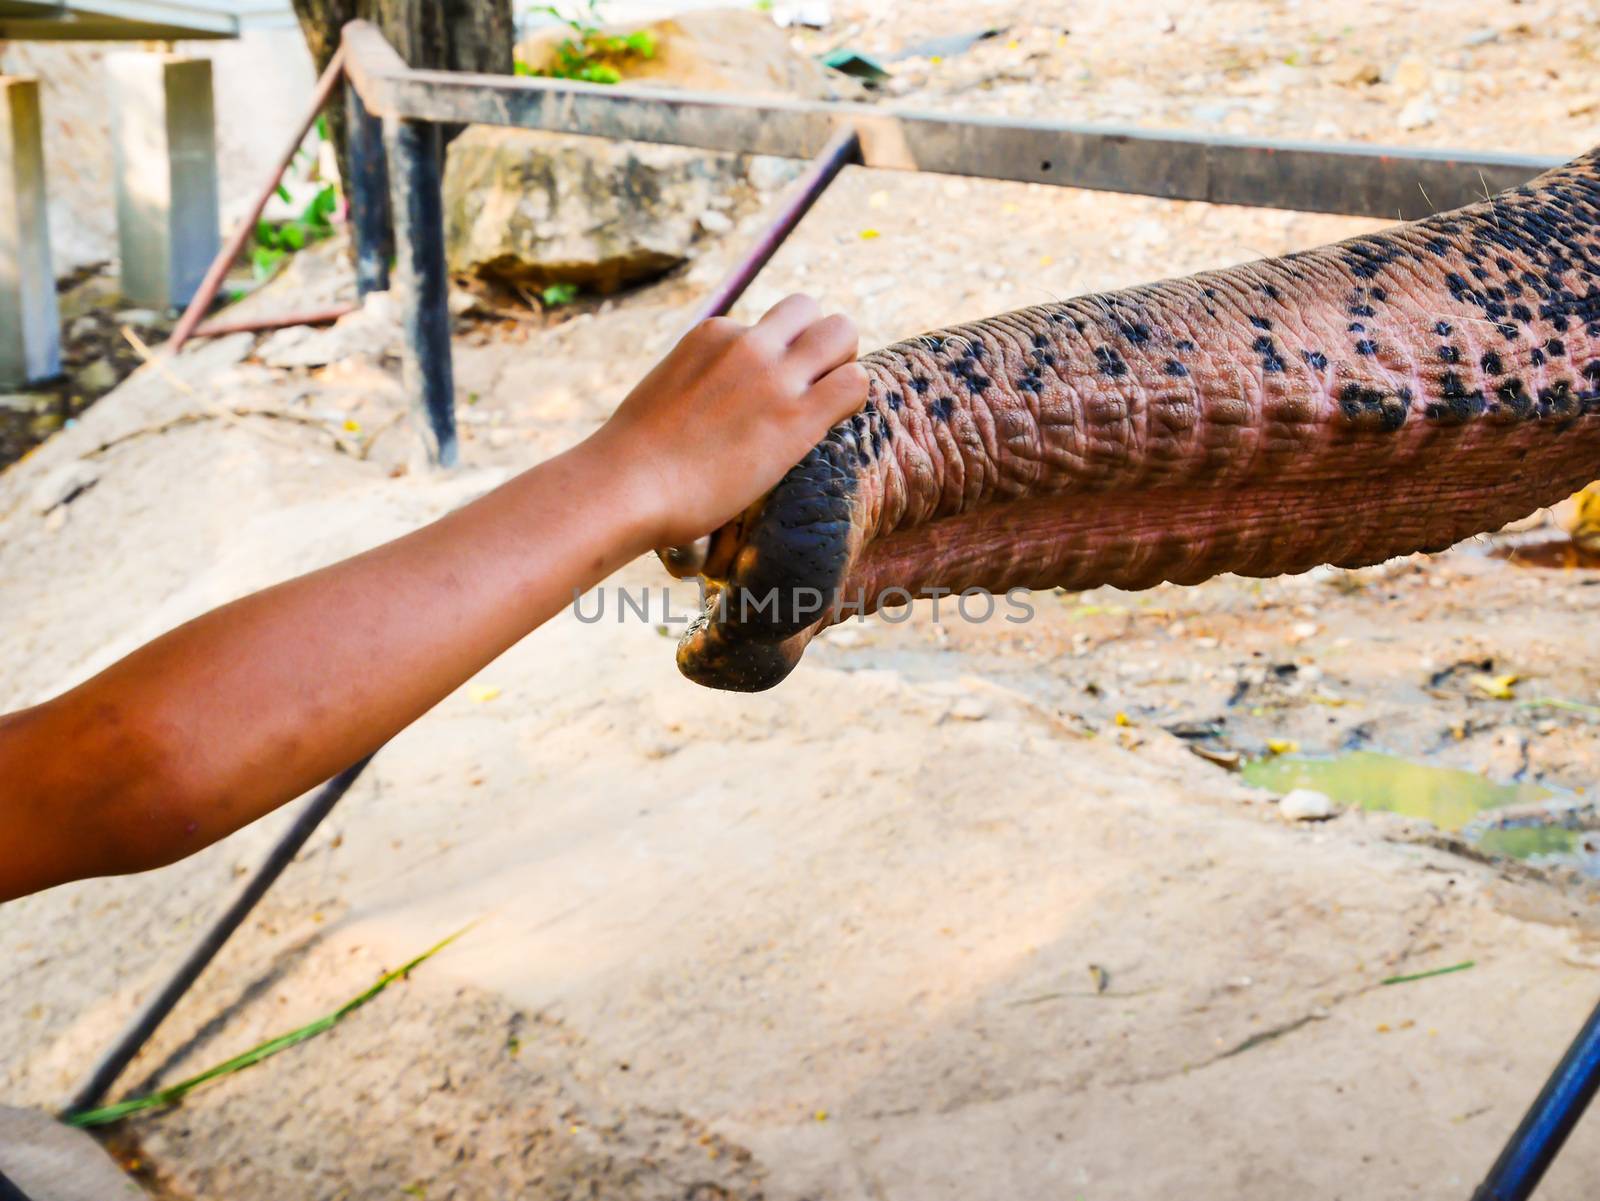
[1474,825,1581,859]
[1239,750,1596,865]
[1241,750,1552,833]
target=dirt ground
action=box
[8,2,1600,1198]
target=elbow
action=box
[43,696,216,881]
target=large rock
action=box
[445,130,750,293]
[514,7,843,101]
[444,8,835,294]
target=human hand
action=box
[589,294,869,550]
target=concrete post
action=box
[106,54,221,311]
[0,77,60,389]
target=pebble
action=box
[949,696,990,721]
[745,155,804,193]
[1391,56,1433,95]
[1396,98,1439,131]
[1279,789,1337,822]
[697,210,735,235]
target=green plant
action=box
[65,926,469,1128]
[539,282,580,307]
[251,183,339,280]
[247,116,339,281]
[516,1,657,85]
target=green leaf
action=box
[279,222,306,251]
[65,926,472,1128]
[301,183,337,228]
[540,282,580,306]
[274,182,292,204]
[314,114,329,142]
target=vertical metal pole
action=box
[386,117,456,468]
[0,76,60,388]
[62,757,374,1118]
[1472,994,1600,1201]
[0,1167,33,1201]
[345,79,391,297]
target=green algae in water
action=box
[1241,750,1551,834]
[1474,825,1580,859]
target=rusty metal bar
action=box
[190,302,359,340]
[168,46,348,353]
[687,126,860,329]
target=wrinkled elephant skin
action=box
[679,149,1600,690]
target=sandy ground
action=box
[9,2,1600,1198]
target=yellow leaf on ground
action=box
[469,685,501,703]
[1266,738,1300,755]
[1469,673,1519,700]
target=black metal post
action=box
[1471,994,1600,1200]
[61,758,375,1118]
[386,117,457,468]
[345,79,392,297]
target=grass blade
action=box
[1380,960,1475,987]
[66,925,470,1128]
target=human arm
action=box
[0,296,867,901]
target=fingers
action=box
[807,361,871,427]
[754,293,824,345]
[788,313,860,383]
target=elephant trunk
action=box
[678,150,1600,691]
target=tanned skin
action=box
[0,296,867,903]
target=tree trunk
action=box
[291,0,514,193]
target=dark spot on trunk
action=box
[1094,347,1128,377]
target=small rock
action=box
[1396,98,1438,131]
[76,356,118,394]
[747,155,804,193]
[1462,28,1500,47]
[1391,56,1433,95]
[0,391,55,414]
[697,209,735,235]
[116,308,162,326]
[949,696,990,721]
[1331,60,1381,87]
[1279,789,1337,822]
